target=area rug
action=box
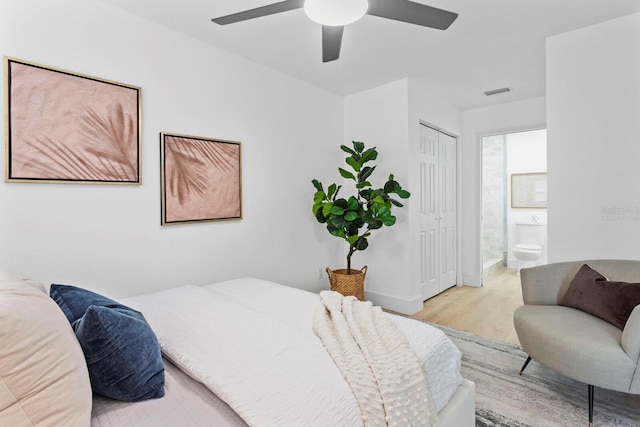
[432,324,640,427]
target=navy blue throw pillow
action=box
[49,284,164,401]
[50,284,130,324]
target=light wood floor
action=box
[411,267,523,345]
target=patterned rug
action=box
[432,324,640,427]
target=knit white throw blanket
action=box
[313,291,437,427]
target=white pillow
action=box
[0,269,92,426]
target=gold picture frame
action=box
[160,132,242,225]
[4,57,141,184]
[511,172,547,208]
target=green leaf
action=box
[347,223,360,235]
[345,156,361,172]
[330,216,346,229]
[329,227,345,238]
[377,205,391,216]
[355,238,369,251]
[360,148,378,163]
[330,206,345,216]
[311,179,323,192]
[397,189,410,199]
[334,198,348,208]
[332,185,342,200]
[370,219,383,229]
[340,145,356,155]
[359,189,372,199]
[384,180,397,193]
[338,168,356,180]
[322,203,333,217]
[369,189,382,199]
[353,141,365,153]
[373,195,385,205]
[315,207,327,223]
[390,198,404,207]
[346,235,360,245]
[382,215,396,226]
[344,211,358,221]
[388,174,395,181]
[359,166,375,182]
[313,191,325,203]
[327,183,337,199]
[347,196,359,211]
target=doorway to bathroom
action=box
[481,128,547,281]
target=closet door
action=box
[420,124,457,300]
[438,132,457,291]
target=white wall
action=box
[9,1,635,308]
[344,79,412,312]
[407,79,462,306]
[0,0,344,298]
[461,97,546,286]
[547,13,640,262]
[344,78,461,314]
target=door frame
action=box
[478,124,547,286]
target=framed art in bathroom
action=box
[160,132,242,225]
[511,172,547,208]
[4,57,141,184]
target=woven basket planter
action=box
[325,266,368,301]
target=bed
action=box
[0,271,475,426]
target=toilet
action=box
[513,222,546,275]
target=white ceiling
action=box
[99,0,640,110]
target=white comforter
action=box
[122,278,462,427]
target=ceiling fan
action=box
[211,0,458,63]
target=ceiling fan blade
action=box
[212,0,305,25]
[322,25,344,63]
[367,0,458,30]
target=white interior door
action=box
[438,132,457,291]
[420,124,457,300]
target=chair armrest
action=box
[622,305,640,363]
[520,262,582,305]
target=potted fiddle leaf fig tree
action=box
[311,141,410,299]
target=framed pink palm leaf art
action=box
[4,57,141,184]
[161,133,242,225]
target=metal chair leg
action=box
[519,356,532,375]
[588,384,594,427]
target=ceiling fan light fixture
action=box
[304,0,368,26]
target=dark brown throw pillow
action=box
[559,264,640,330]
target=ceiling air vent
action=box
[484,87,511,96]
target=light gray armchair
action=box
[513,259,640,427]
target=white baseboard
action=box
[365,290,423,315]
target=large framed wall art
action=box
[160,132,242,225]
[4,57,141,184]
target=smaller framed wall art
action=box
[4,57,141,184]
[511,172,547,208]
[160,132,242,225]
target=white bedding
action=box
[92,358,248,427]
[122,278,462,427]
